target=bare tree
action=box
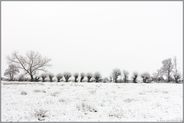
[80,73,85,82]
[86,73,93,82]
[4,64,19,81]
[173,57,178,74]
[132,72,138,83]
[40,73,47,82]
[123,70,129,82]
[112,68,121,83]
[7,51,51,81]
[18,74,25,81]
[34,76,40,82]
[141,72,151,83]
[173,57,181,83]
[152,69,163,82]
[94,72,102,82]
[161,58,173,82]
[48,73,54,82]
[63,72,72,82]
[173,73,181,83]
[73,73,79,82]
[103,77,109,83]
[56,73,63,82]
[181,75,184,83]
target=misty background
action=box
[1,1,183,77]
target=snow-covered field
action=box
[1,81,183,122]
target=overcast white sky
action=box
[2,1,183,77]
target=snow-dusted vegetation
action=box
[1,81,182,122]
[1,50,183,122]
[2,2,183,122]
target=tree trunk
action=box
[124,77,127,82]
[175,77,178,83]
[30,74,34,82]
[168,76,170,82]
[80,77,83,82]
[10,74,13,81]
[87,78,90,82]
[168,71,170,82]
[133,78,137,83]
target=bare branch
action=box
[7,51,51,81]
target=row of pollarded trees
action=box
[111,69,155,83]
[112,57,182,83]
[38,72,102,82]
[3,51,183,83]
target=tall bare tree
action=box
[161,58,173,82]
[4,64,19,81]
[7,51,51,81]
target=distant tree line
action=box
[2,51,183,83]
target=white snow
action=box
[1,81,183,122]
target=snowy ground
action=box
[1,81,183,122]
